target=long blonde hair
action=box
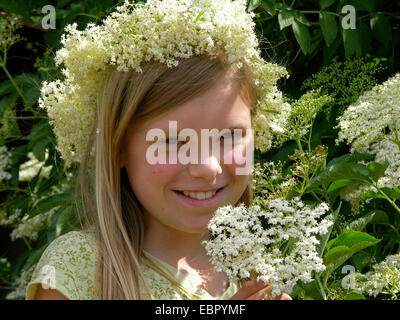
[76,48,258,299]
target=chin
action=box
[179,214,214,234]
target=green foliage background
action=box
[0,0,399,300]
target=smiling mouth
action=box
[173,187,224,201]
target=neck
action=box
[142,220,212,270]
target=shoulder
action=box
[47,229,97,255]
[26,228,98,300]
[41,229,98,269]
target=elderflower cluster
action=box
[0,13,23,54]
[273,90,332,147]
[336,73,400,153]
[18,151,52,182]
[0,145,12,182]
[336,74,400,207]
[38,0,288,167]
[202,199,332,297]
[353,254,400,299]
[0,208,22,226]
[10,208,56,241]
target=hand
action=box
[229,279,292,300]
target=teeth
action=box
[182,190,217,200]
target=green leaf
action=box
[358,21,371,55]
[47,205,79,243]
[28,166,44,194]
[369,210,390,225]
[0,0,32,20]
[344,293,366,300]
[342,27,359,59]
[292,20,311,55]
[324,230,380,276]
[347,0,375,12]
[326,230,379,252]
[324,245,353,266]
[367,161,389,182]
[322,30,341,65]
[278,8,295,30]
[319,0,337,10]
[10,144,29,167]
[24,120,56,157]
[23,246,47,271]
[306,162,370,193]
[28,193,72,218]
[293,11,311,27]
[0,80,15,96]
[319,11,338,47]
[262,0,276,16]
[293,279,324,300]
[5,196,31,215]
[327,179,353,193]
[0,94,19,118]
[344,211,375,232]
[370,13,391,48]
[351,250,373,271]
[32,137,51,162]
[388,188,400,200]
[247,0,261,12]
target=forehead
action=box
[138,78,251,132]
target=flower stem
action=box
[0,57,39,117]
[0,186,29,194]
[315,273,327,300]
[295,139,303,152]
[375,184,400,215]
[22,236,32,251]
[281,238,293,257]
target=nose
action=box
[187,155,222,181]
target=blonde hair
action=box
[76,48,258,299]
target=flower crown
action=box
[39,0,290,168]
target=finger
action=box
[275,293,292,300]
[230,279,268,300]
[246,286,270,300]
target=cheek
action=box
[145,163,182,181]
[221,140,253,169]
[127,159,183,194]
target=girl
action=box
[25,0,291,300]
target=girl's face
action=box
[121,77,252,236]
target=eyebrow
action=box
[153,124,251,135]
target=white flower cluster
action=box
[336,74,400,207]
[10,208,56,241]
[38,0,288,167]
[336,73,400,154]
[273,90,332,146]
[202,198,332,297]
[0,207,22,226]
[253,100,291,152]
[18,151,52,182]
[353,254,400,299]
[0,145,12,182]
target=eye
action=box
[220,130,242,142]
[220,131,234,141]
[163,137,185,149]
[165,137,179,145]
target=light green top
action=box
[25,229,238,300]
